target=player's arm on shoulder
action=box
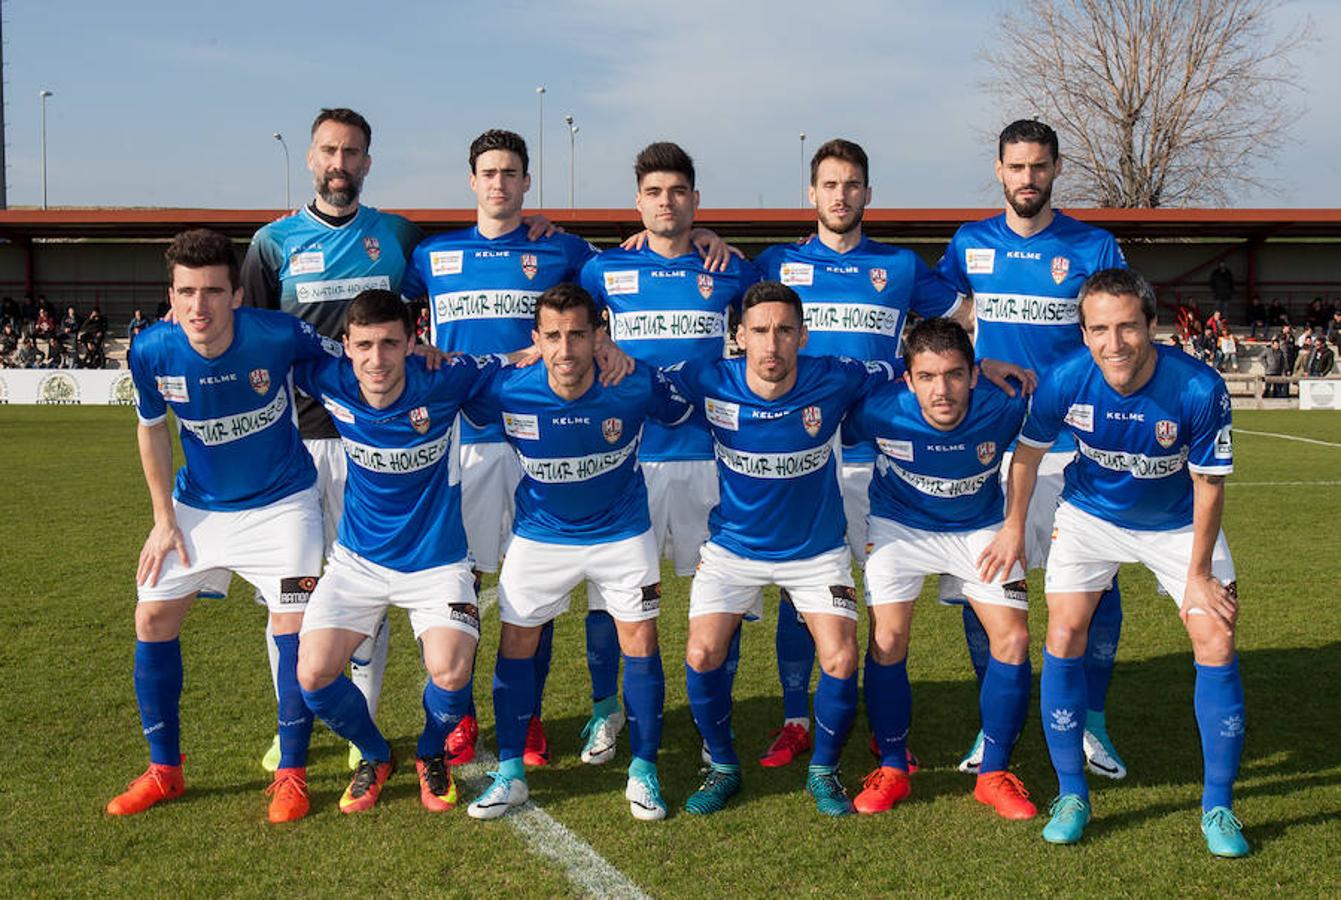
[594,327,634,386]
[978,357,1036,398]
[978,441,1045,583]
[648,366,694,426]
[459,367,505,430]
[690,228,745,273]
[135,420,189,587]
[523,213,560,239]
[1181,471,1235,633]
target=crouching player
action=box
[463,283,691,821]
[293,290,509,814]
[108,229,336,822]
[842,318,1035,818]
[980,269,1246,856]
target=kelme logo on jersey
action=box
[410,405,431,435]
[869,267,887,292]
[363,236,381,262]
[802,405,822,437]
[977,441,997,465]
[602,417,623,444]
[249,368,270,396]
[520,253,538,280]
[1050,256,1070,284]
[1155,419,1178,448]
[697,273,714,299]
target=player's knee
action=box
[818,644,858,679]
[1045,621,1088,657]
[867,626,909,666]
[134,600,187,641]
[1189,624,1236,667]
[685,638,726,673]
[617,620,659,657]
[990,624,1030,665]
[296,656,337,693]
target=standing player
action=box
[938,119,1130,778]
[242,108,423,772]
[107,229,337,823]
[842,318,1035,819]
[292,290,510,814]
[462,283,691,822]
[979,268,1245,856]
[579,142,760,764]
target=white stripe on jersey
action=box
[516,437,639,483]
[342,431,454,477]
[432,289,540,324]
[609,309,726,341]
[1075,436,1189,479]
[876,456,1001,498]
[714,440,832,479]
[295,276,392,304]
[974,292,1079,325]
[176,389,289,447]
[803,302,902,337]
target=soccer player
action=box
[462,283,691,821]
[107,228,337,823]
[293,290,512,814]
[842,318,1035,819]
[979,268,1246,856]
[580,141,761,763]
[937,119,1130,778]
[242,108,423,772]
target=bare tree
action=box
[984,0,1313,207]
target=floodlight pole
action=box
[272,132,291,209]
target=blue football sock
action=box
[724,622,742,697]
[272,632,312,769]
[302,675,391,762]
[1041,649,1089,800]
[961,605,991,687]
[776,592,815,720]
[622,653,665,764]
[532,620,554,718]
[417,680,471,759]
[812,670,858,768]
[686,661,738,766]
[494,655,535,764]
[1084,583,1123,714]
[1195,657,1245,812]
[585,611,619,702]
[979,657,1031,774]
[863,653,910,770]
[134,638,183,766]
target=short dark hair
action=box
[904,317,975,369]
[345,289,412,338]
[634,142,695,188]
[470,129,529,175]
[809,138,868,186]
[998,119,1059,162]
[1078,268,1158,325]
[534,282,597,330]
[741,281,805,326]
[165,228,239,289]
[311,108,372,148]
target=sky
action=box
[3,0,1337,210]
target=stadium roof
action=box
[2,207,1341,243]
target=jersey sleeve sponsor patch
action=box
[502,411,540,440]
[430,250,464,276]
[156,375,189,403]
[779,262,814,286]
[604,270,640,295]
[1064,403,1094,432]
[705,397,739,431]
[1214,424,1233,459]
[965,248,995,274]
[288,251,325,276]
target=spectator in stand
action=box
[1305,297,1329,330]
[1280,324,1299,373]
[1193,326,1218,366]
[1297,335,1336,377]
[1,321,18,361]
[1216,327,1239,373]
[1327,309,1341,348]
[1262,337,1287,398]
[17,336,40,368]
[1266,298,1288,331]
[1209,261,1234,315]
[82,307,107,340]
[60,305,80,339]
[19,295,38,328]
[77,332,106,369]
[127,308,150,345]
[37,295,54,320]
[1246,295,1267,339]
[33,308,57,341]
[1206,308,1228,338]
[45,336,71,369]
[1,297,17,330]
[415,305,430,343]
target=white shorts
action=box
[304,437,347,553]
[137,485,324,611]
[644,459,718,576]
[461,440,522,573]
[689,541,857,621]
[839,461,873,564]
[1045,502,1236,608]
[865,516,1027,610]
[498,529,661,628]
[300,543,480,640]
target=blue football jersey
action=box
[1020,344,1233,531]
[293,353,504,571]
[755,236,958,462]
[845,380,1028,531]
[462,362,692,545]
[937,212,1126,451]
[400,225,597,444]
[580,247,761,462]
[129,308,339,511]
[667,355,896,561]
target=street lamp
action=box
[536,86,546,208]
[564,115,579,209]
[39,90,53,210]
[799,132,807,208]
[272,132,291,209]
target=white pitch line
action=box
[1228,480,1341,487]
[1236,428,1341,449]
[466,586,651,900]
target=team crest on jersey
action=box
[363,236,381,262]
[869,267,887,292]
[249,368,270,396]
[521,253,538,280]
[602,417,623,444]
[697,273,714,299]
[1155,419,1179,448]
[1050,256,1070,284]
[802,405,822,438]
[977,441,997,465]
[409,405,431,434]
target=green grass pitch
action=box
[1,407,1338,897]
